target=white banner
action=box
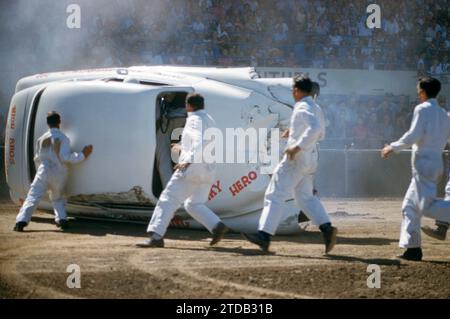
[255,67,437,98]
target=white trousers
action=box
[147,164,221,237]
[400,154,450,248]
[16,164,68,224]
[259,149,330,235]
[436,178,450,227]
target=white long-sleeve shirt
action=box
[34,128,85,170]
[288,96,326,151]
[390,98,450,156]
[179,109,215,164]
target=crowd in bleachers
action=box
[76,0,448,75]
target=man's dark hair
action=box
[293,74,313,93]
[46,111,61,127]
[418,76,441,98]
[311,82,320,98]
[186,93,204,110]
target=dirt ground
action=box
[0,198,449,299]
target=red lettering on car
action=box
[8,138,15,165]
[208,180,222,201]
[10,105,16,130]
[229,171,258,197]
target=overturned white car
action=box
[5,66,308,234]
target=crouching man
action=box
[136,93,229,248]
[14,111,93,231]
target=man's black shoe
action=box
[210,222,230,246]
[321,225,338,254]
[56,219,69,230]
[422,225,447,241]
[398,248,422,261]
[242,232,270,252]
[13,222,27,232]
[136,237,165,248]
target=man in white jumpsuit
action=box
[14,111,93,231]
[137,93,229,248]
[243,75,338,253]
[382,77,450,261]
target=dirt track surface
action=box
[0,199,449,299]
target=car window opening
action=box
[152,91,188,198]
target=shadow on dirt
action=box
[30,215,212,240]
[273,231,396,246]
[29,215,396,248]
[324,254,401,266]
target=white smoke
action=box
[0,0,171,117]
